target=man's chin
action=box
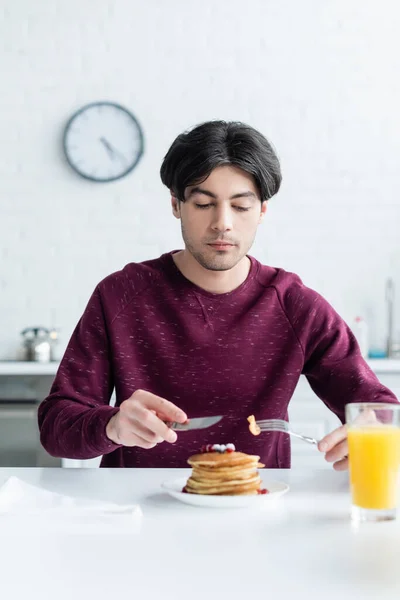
[201,263,234,272]
[195,253,240,272]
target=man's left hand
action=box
[317,424,348,471]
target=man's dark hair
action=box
[160,120,282,202]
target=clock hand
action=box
[99,136,116,160]
[99,137,127,165]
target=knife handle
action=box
[164,420,192,431]
[164,421,181,431]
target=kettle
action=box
[21,327,58,362]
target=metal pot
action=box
[21,327,58,362]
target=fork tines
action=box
[255,419,289,432]
[255,419,288,425]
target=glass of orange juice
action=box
[346,403,400,522]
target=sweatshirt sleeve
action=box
[38,286,122,459]
[280,275,399,423]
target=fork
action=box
[255,419,319,445]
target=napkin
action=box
[0,476,142,534]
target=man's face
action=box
[172,165,267,271]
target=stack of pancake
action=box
[184,445,265,496]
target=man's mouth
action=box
[207,242,236,250]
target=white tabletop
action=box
[0,467,399,600]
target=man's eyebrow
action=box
[229,191,257,200]
[187,187,257,200]
[187,187,217,199]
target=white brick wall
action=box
[1,0,400,359]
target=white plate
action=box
[161,477,289,508]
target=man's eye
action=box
[234,206,250,212]
[195,204,212,209]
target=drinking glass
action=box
[346,403,400,522]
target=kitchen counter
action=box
[2,358,400,375]
[0,361,60,375]
[0,467,399,599]
[368,358,400,372]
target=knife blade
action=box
[166,415,223,431]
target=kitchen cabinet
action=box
[0,364,61,467]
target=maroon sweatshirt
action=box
[38,252,398,467]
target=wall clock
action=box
[63,101,144,182]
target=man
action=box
[38,120,398,469]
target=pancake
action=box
[188,451,261,469]
[190,464,258,481]
[184,443,267,496]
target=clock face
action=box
[63,102,144,182]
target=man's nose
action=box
[211,206,233,232]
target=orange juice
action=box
[348,426,400,510]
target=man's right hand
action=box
[105,389,187,449]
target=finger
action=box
[137,407,178,443]
[333,456,349,471]
[354,406,378,426]
[324,439,348,463]
[130,433,158,450]
[123,402,178,443]
[138,390,187,423]
[318,424,347,452]
[130,420,165,445]
[118,404,169,443]
[117,430,158,449]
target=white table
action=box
[0,468,399,600]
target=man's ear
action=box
[171,195,181,219]
[259,200,268,223]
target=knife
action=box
[165,415,223,431]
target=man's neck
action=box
[172,250,251,294]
